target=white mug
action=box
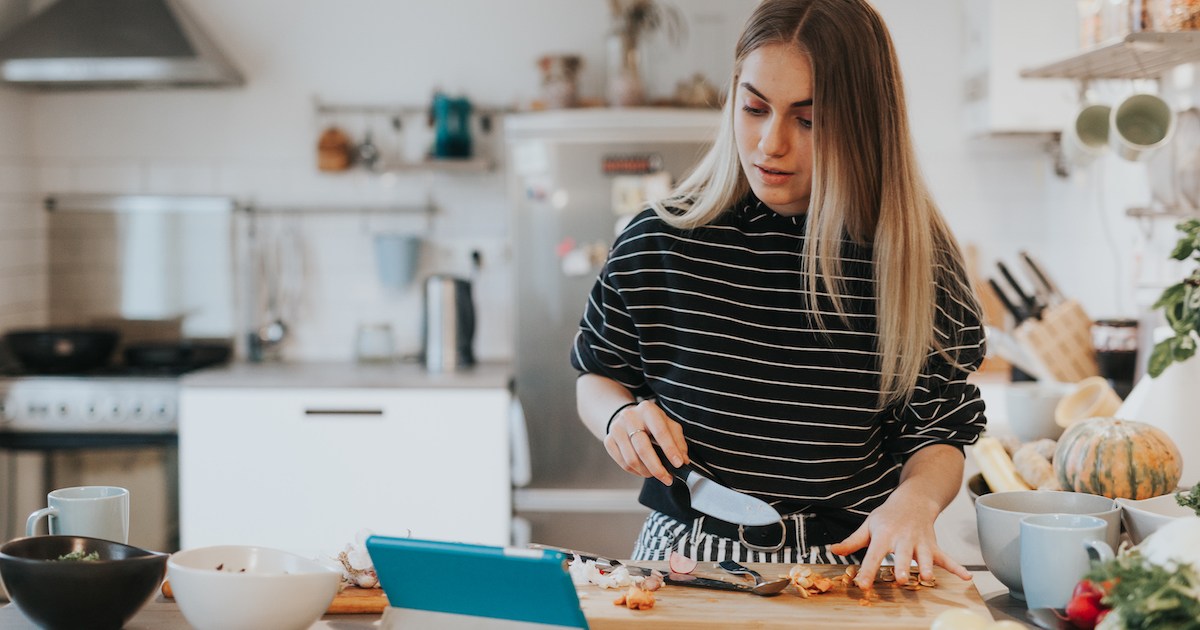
[1020,513,1115,610]
[1061,103,1111,167]
[26,485,130,544]
[1110,93,1175,162]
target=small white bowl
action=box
[1117,490,1196,544]
[168,545,339,630]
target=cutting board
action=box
[580,562,992,629]
[327,586,389,614]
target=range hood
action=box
[0,0,243,89]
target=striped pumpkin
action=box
[1053,417,1183,500]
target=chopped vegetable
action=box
[1177,486,1200,517]
[1065,579,1108,629]
[667,550,697,574]
[55,550,100,562]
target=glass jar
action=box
[1079,0,1104,46]
[538,55,582,109]
[1101,0,1131,40]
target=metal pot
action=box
[3,328,120,374]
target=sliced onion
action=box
[668,550,697,574]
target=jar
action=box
[538,55,582,109]
[1079,0,1104,46]
[1101,0,1131,40]
[1166,0,1200,29]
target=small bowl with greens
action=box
[0,535,167,630]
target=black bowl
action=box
[0,536,167,630]
[3,328,119,374]
[966,472,992,502]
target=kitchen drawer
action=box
[179,387,510,559]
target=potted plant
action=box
[606,0,684,107]
[1148,218,1200,377]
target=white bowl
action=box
[975,490,1120,600]
[1117,490,1196,544]
[168,545,339,630]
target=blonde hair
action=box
[652,0,979,407]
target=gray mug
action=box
[26,486,129,544]
[1020,513,1115,610]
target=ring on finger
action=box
[627,428,647,439]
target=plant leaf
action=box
[1153,282,1187,310]
[1148,338,1178,377]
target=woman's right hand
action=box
[604,400,688,486]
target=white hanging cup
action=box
[1110,93,1175,162]
[1061,103,1111,167]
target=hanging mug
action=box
[1110,93,1175,162]
[1061,102,1111,167]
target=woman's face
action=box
[734,43,815,217]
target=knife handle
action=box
[651,442,693,484]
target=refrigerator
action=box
[505,109,720,557]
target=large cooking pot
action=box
[3,328,120,374]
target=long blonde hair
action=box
[652,0,979,407]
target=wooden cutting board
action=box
[327,586,389,614]
[580,562,992,629]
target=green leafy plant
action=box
[1148,218,1200,377]
[1178,485,1200,517]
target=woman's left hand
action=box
[830,486,972,590]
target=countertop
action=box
[180,360,513,389]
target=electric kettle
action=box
[422,275,475,372]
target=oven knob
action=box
[58,404,69,416]
[132,404,144,417]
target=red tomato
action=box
[1065,579,1109,629]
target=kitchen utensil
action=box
[3,328,119,373]
[0,535,167,630]
[1013,299,1099,383]
[987,278,1026,323]
[717,559,790,595]
[1054,375,1122,428]
[997,260,1043,320]
[1019,251,1065,304]
[1026,607,1073,630]
[168,545,340,630]
[431,92,472,158]
[1116,490,1195,544]
[1020,514,1114,610]
[317,126,354,172]
[123,340,232,371]
[1060,102,1111,167]
[662,571,760,594]
[975,490,1119,600]
[356,129,381,171]
[421,274,476,372]
[652,444,781,527]
[984,325,1053,380]
[1110,93,1175,162]
[1006,381,1070,441]
[26,486,129,544]
[577,563,991,628]
[374,234,422,292]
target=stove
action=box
[0,373,180,434]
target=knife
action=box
[1020,251,1065,306]
[527,544,759,593]
[526,544,653,576]
[988,277,1027,324]
[997,260,1043,320]
[652,444,781,527]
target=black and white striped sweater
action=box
[571,195,987,534]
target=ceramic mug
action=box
[1061,103,1111,166]
[1020,513,1115,610]
[1110,93,1175,162]
[1055,375,1122,428]
[26,486,130,544]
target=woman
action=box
[571,0,985,590]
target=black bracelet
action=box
[605,401,638,436]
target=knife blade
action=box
[988,277,1026,324]
[662,572,756,593]
[653,444,781,527]
[526,544,653,576]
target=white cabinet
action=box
[964,0,1079,135]
[179,387,511,559]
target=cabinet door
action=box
[180,388,510,559]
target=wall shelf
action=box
[1021,31,1200,80]
[1126,205,1200,219]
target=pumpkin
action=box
[1053,417,1183,500]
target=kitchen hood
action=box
[0,0,243,89]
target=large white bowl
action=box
[168,545,339,630]
[975,490,1120,601]
[1117,490,1196,544]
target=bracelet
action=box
[605,401,638,436]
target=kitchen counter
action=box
[181,360,512,389]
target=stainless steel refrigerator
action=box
[506,109,719,557]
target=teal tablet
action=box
[366,535,588,629]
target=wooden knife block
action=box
[1013,299,1099,382]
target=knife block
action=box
[1013,299,1099,383]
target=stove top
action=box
[0,372,184,434]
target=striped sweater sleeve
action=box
[885,262,988,459]
[571,239,653,398]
